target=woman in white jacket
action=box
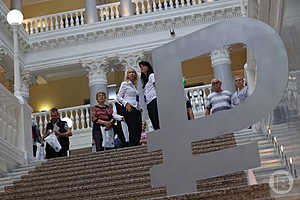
[117,68,142,146]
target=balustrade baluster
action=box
[135,1,140,15]
[186,0,191,7]
[39,116,43,135]
[29,22,33,34]
[105,7,109,20]
[45,17,49,31]
[64,14,68,28]
[141,0,146,14]
[49,16,53,31]
[163,0,168,10]
[153,0,157,12]
[100,8,104,21]
[75,110,79,130]
[175,0,179,8]
[80,109,85,129]
[146,0,151,13]
[86,107,90,128]
[80,11,84,24]
[35,19,39,33]
[24,22,29,33]
[158,0,162,11]
[70,13,74,27]
[169,0,174,9]
[115,5,119,18]
[60,14,64,29]
[192,0,196,5]
[54,15,58,30]
[75,12,80,26]
[43,114,48,133]
[70,111,75,131]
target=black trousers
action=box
[124,107,142,146]
[147,98,160,130]
[92,124,104,152]
[113,122,127,147]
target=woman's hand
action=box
[125,103,132,112]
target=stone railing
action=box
[185,84,212,118]
[23,0,231,35]
[0,83,32,171]
[32,104,92,135]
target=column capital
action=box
[119,52,145,74]
[20,70,34,99]
[210,47,231,67]
[81,59,111,87]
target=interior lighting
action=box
[7,9,23,25]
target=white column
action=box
[245,50,257,95]
[85,0,98,24]
[82,60,111,106]
[11,0,22,12]
[12,25,23,102]
[210,47,235,93]
[120,0,134,17]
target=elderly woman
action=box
[91,91,115,151]
[117,68,142,146]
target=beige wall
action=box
[23,0,85,18]
[30,75,89,112]
[182,48,246,86]
[29,71,125,113]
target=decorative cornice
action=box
[210,47,231,67]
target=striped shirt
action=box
[206,90,232,114]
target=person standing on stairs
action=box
[91,92,115,151]
[139,61,160,130]
[43,108,72,159]
[232,76,257,185]
[231,76,248,106]
[205,78,232,115]
[117,68,142,146]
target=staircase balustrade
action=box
[0,83,32,169]
[32,104,92,135]
[22,0,223,35]
[184,84,212,119]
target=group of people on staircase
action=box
[33,61,250,159]
[91,61,160,152]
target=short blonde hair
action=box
[124,68,138,87]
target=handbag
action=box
[44,132,62,152]
[100,126,115,148]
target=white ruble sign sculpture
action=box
[147,17,288,195]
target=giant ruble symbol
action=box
[147,17,288,195]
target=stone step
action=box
[15,158,161,184]
[150,184,271,200]
[4,172,247,198]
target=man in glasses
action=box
[205,78,232,115]
[232,76,248,106]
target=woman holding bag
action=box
[91,91,115,151]
[117,68,142,146]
